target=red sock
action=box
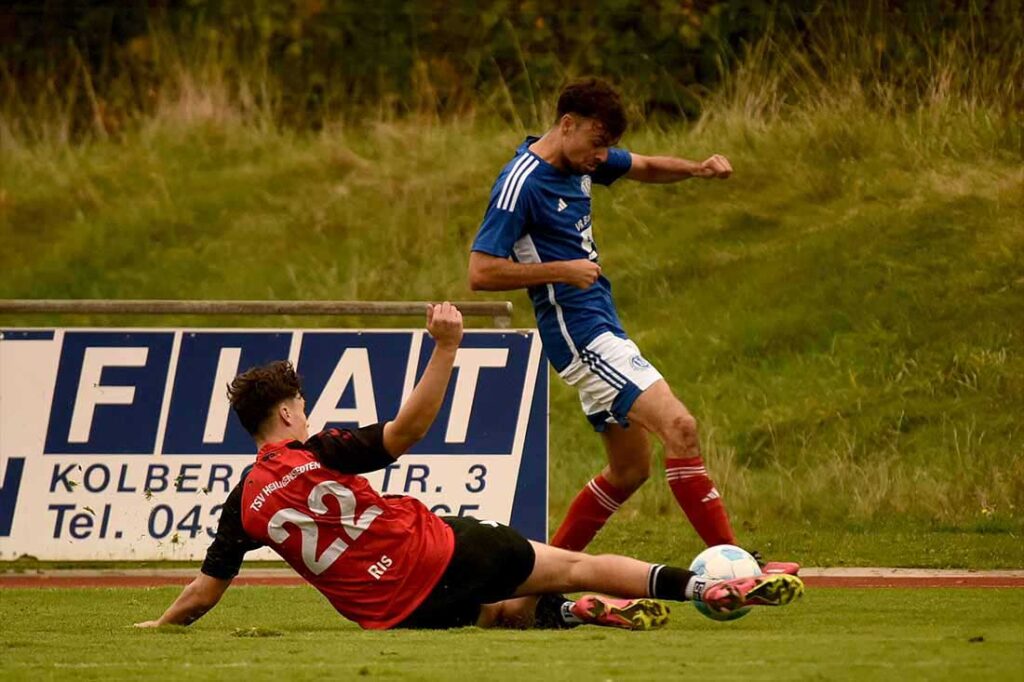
[665,457,737,546]
[550,474,632,551]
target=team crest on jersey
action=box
[630,354,651,371]
[581,175,592,197]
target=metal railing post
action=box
[0,300,514,327]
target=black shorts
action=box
[394,516,536,629]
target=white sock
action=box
[685,575,712,602]
[561,601,584,625]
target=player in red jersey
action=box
[136,303,802,631]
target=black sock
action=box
[648,564,697,601]
[533,593,581,629]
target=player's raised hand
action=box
[697,154,732,179]
[561,259,602,289]
[426,302,463,351]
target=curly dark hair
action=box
[226,360,302,436]
[556,77,627,141]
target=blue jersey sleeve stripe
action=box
[500,157,538,211]
[504,159,539,211]
[497,154,531,209]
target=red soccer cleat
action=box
[701,574,805,616]
[749,550,801,575]
[570,595,670,631]
[761,561,801,575]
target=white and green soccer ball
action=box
[689,544,762,621]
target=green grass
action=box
[1,586,1022,681]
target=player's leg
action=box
[513,541,803,624]
[516,540,684,630]
[402,516,665,631]
[504,541,671,631]
[549,424,651,551]
[438,520,802,630]
[627,380,737,546]
[551,333,659,551]
[601,425,652,491]
[514,541,662,597]
[627,382,800,574]
[564,333,736,547]
[475,602,528,628]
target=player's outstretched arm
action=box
[625,153,732,183]
[136,482,254,628]
[469,251,601,291]
[134,573,232,627]
[382,302,463,456]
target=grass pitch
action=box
[1,586,1022,681]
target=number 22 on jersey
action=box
[267,481,383,575]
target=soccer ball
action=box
[689,544,762,621]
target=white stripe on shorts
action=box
[581,353,626,389]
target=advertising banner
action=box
[0,328,547,560]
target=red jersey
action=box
[204,425,455,630]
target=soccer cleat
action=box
[701,574,805,616]
[762,561,801,575]
[570,595,670,631]
[749,550,801,575]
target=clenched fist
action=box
[697,154,732,179]
[561,259,602,289]
[427,302,464,351]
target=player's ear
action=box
[278,401,293,426]
[559,113,575,134]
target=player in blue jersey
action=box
[469,78,797,575]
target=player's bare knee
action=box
[663,413,699,454]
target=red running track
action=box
[1,573,1022,589]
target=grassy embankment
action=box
[2,24,1021,568]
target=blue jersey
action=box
[471,137,633,372]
